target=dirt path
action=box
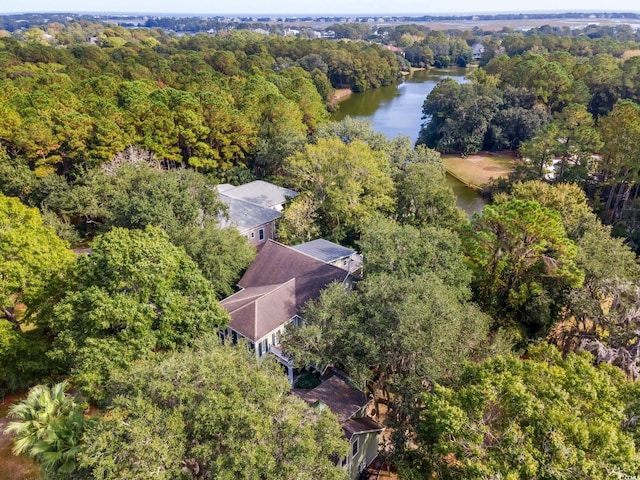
[0,395,41,480]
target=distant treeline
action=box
[0,28,401,184]
[3,11,640,33]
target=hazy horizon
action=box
[2,0,639,16]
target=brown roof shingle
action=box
[221,280,297,340]
[342,417,384,440]
[293,373,369,423]
[239,240,347,306]
[221,240,348,342]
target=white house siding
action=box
[348,432,379,480]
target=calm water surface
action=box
[331,68,485,216]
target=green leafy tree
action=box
[357,216,472,293]
[418,79,500,155]
[5,380,84,477]
[394,152,466,230]
[283,137,394,244]
[0,194,73,389]
[44,164,220,238]
[171,221,256,299]
[408,344,640,479]
[283,219,501,458]
[283,272,495,462]
[0,193,74,327]
[464,199,584,338]
[496,181,598,241]
[597,99,640,222]
[37,226,229,396]
[276,191,321,245]
[79,339,349,480]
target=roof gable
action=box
[221,240,348,342]
[221,279,297,341]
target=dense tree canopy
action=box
[283,218,502,462]
[36,226,229,396]
[0,193,74,326]
[407,345,640,479]
[282,137,395,245]
[78,339,349,480]
[463,198,583,338]
[0,194,74,389]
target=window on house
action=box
[250,232,255,239]
[258,341,263,357]
[352,438,359,458]
[259,228,265,241]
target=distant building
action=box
[216,181,297,247]
[472,43,485,61]
[218,180,296,212]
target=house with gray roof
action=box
[216,181,296,247]
[293,368,384,480]
[220,240,349,383]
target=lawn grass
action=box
[442,151,518,188]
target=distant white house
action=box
[472,43,485,61]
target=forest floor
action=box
[442,151,518,188]
[0,394,42,480]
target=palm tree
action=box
[4,380,84,475]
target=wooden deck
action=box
[364,459,398,480]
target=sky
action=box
[2,0,640,15]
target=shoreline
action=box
[329,88,353,107]
[442,152,517,189]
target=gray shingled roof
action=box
[220,180,297,209]
[217,194,281,233]
[292,239,355,264]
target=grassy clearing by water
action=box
[442,152,517,188]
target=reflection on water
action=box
[332,68,468,144]
[331,68,485,216]
[446,175,486,217]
